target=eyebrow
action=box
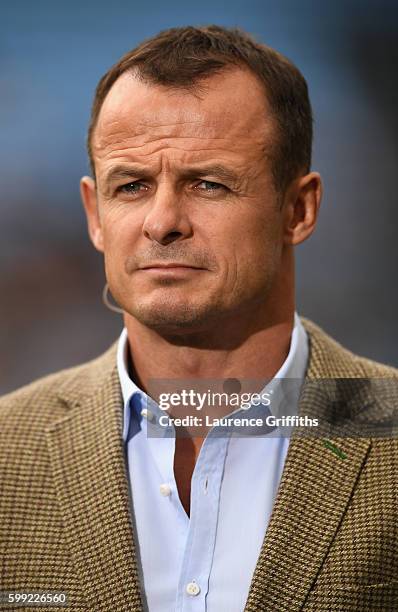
[102,163,241,187]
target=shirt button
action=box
[140,408,154,422]
[186,581,201,596]
[159,483,172,496]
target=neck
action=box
[124,296,295,396]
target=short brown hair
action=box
[87,25,313,192]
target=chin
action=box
[126,297,222,333]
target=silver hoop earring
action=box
[102,282,124,314]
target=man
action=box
[0,25,397,612]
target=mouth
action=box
[137,263,206,278]
[139,263,203,270]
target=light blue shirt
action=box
[118,313,309,611]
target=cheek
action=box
[101,228,139,284]
[220,208,282,261]
[101,210,141,256]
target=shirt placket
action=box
[175,432,230,612]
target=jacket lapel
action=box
[243,429,371,611]
[244,319,373,611]
[45,356,144,612]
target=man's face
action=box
[84,67,291,333]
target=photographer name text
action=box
[159,415,319,428]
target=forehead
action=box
[92,66,274,166]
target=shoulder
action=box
[301,316,398,379]
[0,342,118,430]
[300,317,398,430]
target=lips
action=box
[137,263,205,278]
[139,263,202,270]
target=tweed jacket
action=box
[0,317,397,612]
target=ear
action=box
[80,176,104,252]
[282,172,322,246]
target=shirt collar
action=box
[117,312,309,442]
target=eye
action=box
[117,181,148,195]
[195,180,225,192]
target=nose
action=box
[142,184,193,245]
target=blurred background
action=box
[1,0,397,394]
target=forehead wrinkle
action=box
[94,133,270,166]
[96,117,214,141]
[96,108,223,139]
[96,136,251,156]
[94,126,246,154]
[94,103,273,154]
